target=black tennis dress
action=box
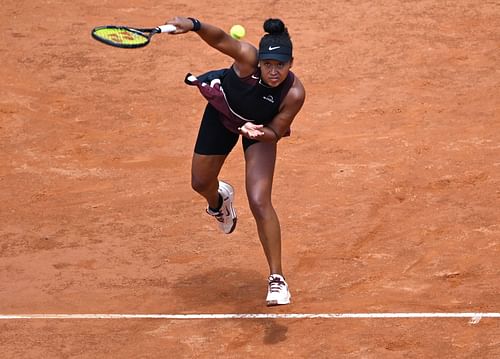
[185,66,295,155]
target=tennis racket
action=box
[91,24,176,48]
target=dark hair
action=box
[263,18,287,35]
[258,18,293,61]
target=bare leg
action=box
[244,142,283,275]
[191,153,227,208]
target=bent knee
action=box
[248,197,274,220]
[191,175,213,194]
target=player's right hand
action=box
[165,17,194,34]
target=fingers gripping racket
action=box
[91,24,176,48]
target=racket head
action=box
[91,26,156,48]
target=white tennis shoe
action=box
[206,180,237,234]
[266,274,291,306]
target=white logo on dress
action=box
[263,95,275,103]
[268,46,280,51]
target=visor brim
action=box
[258,53,292,62]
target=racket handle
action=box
[157,24,176,33]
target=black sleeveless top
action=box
[221,66,295,125]
[185,66,295,134]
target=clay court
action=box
[1,0,499,357]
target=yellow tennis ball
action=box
[230,24,246,40]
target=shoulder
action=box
[285,75,306,106]
[278,74,305,115]
[232,41,259,77]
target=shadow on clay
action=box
[172,267,266,311]
[171,267,290,345]
[262,320,288,344]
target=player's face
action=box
[259,59,292,87]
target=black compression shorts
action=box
[194,104,258,155]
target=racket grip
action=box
[158,24,176,33]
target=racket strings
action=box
[93,28,148,46]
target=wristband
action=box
[188,17,201,32]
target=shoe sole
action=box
[227,218,237,234]
[266,294,291,306]
[266,298,291,306]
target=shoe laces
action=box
[268,276,286,293]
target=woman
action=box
[166,16,305,306]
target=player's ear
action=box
[289,57,294,68]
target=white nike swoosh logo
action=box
[268,46,280,51]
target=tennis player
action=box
[166,16,306,306]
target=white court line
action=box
[0,313,499,320]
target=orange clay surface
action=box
[1,0,499,357]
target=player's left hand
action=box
[238,122,265,139]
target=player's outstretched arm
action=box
[166,17,257,76]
